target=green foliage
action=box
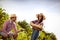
[0,8,9,30]
[0,8,57,40]
[18,20,57,40]
[38,31,57,40]
[18,20,32,40]
[16,22,29,40]
[18,20,32,36]
[17,32,28,40]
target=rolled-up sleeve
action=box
[13,23,18,33]
[2,20,8,33]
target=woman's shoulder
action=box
[40,22,44,25]
[32,20,38,22]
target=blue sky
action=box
[0,0,60,40]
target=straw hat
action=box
[10,14,17,18]
[39,13,46,20]
[36,13,46,20]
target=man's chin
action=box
[13,20,16,22]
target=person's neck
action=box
[10,20,14,22]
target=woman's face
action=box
[36,14,42,20]
[38,14,42,21]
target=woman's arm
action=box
[30,21,43,29]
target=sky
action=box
[0,0,60,40]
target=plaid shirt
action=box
[32,20,43,30]
[2,20,17,33]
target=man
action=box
[30,13,46,40]
[0,14,23,40]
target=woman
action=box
[30,13,46,40]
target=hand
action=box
[2,33,8,37]
[20,29,25,31]
[38,24,41,25]
[14,33,17,35]
[37,24,43,29]
[38,24,42,26]
[18,29,25,32]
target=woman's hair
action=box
[37,13,46,23]
[39,15,43,23]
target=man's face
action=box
[11,17,17,22]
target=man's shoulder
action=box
[5,19,10,21]
[4,20,10,23]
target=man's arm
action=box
[13,24,18,34]
[2,20,8,35]
[13,24,24,34]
